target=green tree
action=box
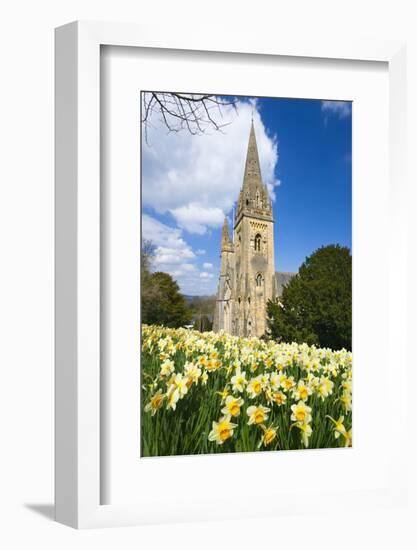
[193,314,213,332]
[267,245,352,351]
[146,272,192,328]
[141,239,162,324]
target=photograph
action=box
[140,91,352,457]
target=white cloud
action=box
[321,100,351,119]
[142,213,195,269]
[203,262,213,269]
[170,203,225,235]
[142,99,279,235]
[196,249,206,256]
[142,213,216,295]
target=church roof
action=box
[275,271,296,296]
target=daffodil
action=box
[160,359,175,378]
[231,368,247,393]
[272,391,287,406]
[343,428,352,447]
[290,401,312,424]
[246,375,263,399]
[184,362,201,385]
[326,415,347,439]
[292,380,312,402]
[144,389,164,415]
[171,373,189,398]
[317,376,334,399]
[258,424,278,448]
[296,421,313,448]
[208,415,237,445]
[166,387,180,411]
[282,375,296,391]
[221,395,244,417]
[247,405,270,425]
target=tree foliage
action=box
[144,272,192,328]
[193,314,213,332]
[267,245,352,351]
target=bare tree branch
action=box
[141,92,238,144]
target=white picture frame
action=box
[55,20,407,529]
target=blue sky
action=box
[142,95,351,296]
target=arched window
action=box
[254,234,262,251]
[256,274,263,287]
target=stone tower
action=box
[213,120,276,338]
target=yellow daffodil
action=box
[258,424,278,448]
[160,359,175,378]
[208,415,237,445]
[247,375,263,399]
[184,362,201,384]
[231,368,247,393]
[247,405,270,425]
[291,401,312,424]
[222,395,244,417]
[166,387,180,411]
[258,424,278,449]
[292,380,312,402]
[282,375,296,391]
[317,376,334,399]
[296,421,313,448]
[272,391,287,406]
[144,389,164,415]
[326,415,347,440]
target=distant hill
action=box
[182,294,216,304]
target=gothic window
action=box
[256,273,263,287]
[248,296,251,304]
[254,233,262,251]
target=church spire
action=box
[243,118,263,191]
[235,120,273,225]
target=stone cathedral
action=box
[213,121,294,338]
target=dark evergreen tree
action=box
[267,245,352,350]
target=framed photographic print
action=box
[139,92,353,458]
[55,21,407,528]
